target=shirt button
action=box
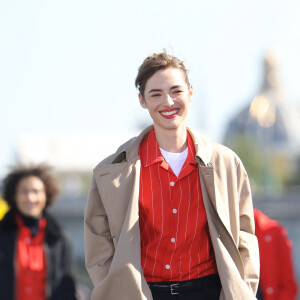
[24,237,31,244]
[172,209,177,214]
[165,264,171,270]
[171,238,175,243]
[264,235,272,242]
[170,181,175,186]
[25,287,32,294]
[266,287,274,294]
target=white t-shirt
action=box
[159,147,188,177]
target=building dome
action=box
[224,53,300,156]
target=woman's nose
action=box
[27,191,37,202]
[163,94,174,107]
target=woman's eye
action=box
[174,90,183,94]
[151,93,161,97]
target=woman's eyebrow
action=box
[148,88,162,94]
[148,85,183,94]
[170,85,183,90]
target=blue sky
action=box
[1,0,300,177]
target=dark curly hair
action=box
[135,51,190,98]
[2,164,59,211]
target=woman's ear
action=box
[139,93,147,108]
[188,85,193,103]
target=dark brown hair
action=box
[135,51,190,97]
[2,164,59,211]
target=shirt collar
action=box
[139,128,197,168]
[139,129,164,168]
[118,125,212,167]
[186,131,197,166]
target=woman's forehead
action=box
[145,68,188,91]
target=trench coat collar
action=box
[115,125,213,166]
[187,128,212,167]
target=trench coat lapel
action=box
[198,163,232,233]
[93,132,153,299]
[93,126,153,275]
[94,160,142,271]
[193,135,245,282]
[189,128,231,233]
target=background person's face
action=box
[15,176,47,218]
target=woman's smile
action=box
[160,108,180,118]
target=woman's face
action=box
[15,176,47,218]
[139,67,193,134]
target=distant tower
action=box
[223,53,300,192]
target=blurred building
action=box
[223,53,300,193]
[223,53,300,299]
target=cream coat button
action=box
[170,181,175,186]
[172,209,177,214]
[165,264,170,269]
[171,238,175,243]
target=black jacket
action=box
[0,210,77,300]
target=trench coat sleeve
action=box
[236,161,260,295]
[84,174,115,287]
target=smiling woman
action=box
[0,164,77,300]
[15,176,47,218]
[84,51,259,300]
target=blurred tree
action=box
[285,156,300,187]
[228,134,291,193]
[229,134,265,191]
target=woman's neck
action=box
[17,212,41,237]
[154,125,188,153]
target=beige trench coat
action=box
[84,126,259,300]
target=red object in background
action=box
[15,215,47,300]
[254,208,298,300]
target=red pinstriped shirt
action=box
[138,129,217,282]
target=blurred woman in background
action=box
[0,164,77,300]
[254,208,298,300]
